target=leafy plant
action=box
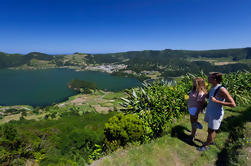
[222,71,251,105]
[88,144,102,163]
[104,113,144,150]
[120,79,189,137]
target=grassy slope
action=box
[243,121,251,164]
[92,106,251,166]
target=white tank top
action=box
[206,84,225,117]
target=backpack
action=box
[202,85,223,109]
[213,85,223,97]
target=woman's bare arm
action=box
[211,88,236,107]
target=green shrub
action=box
[0,124,26,165]
[5,108,27,115]
[179,71,251,105]
[0,112,116,165]
[67,79,97,93]
[32,107,40,114]
[44,105,97,120]
[121,80,189,137]
[120,70,250,138]
[222,71,251,105]
[1,124,18,140]
[39,112,115,165]
[104,113,144,150]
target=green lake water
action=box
[0,68,141,106]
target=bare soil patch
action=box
[214,61,238,66]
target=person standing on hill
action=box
[187,77,207,142]
[197,72,236,151]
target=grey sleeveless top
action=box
[206,84,225,118]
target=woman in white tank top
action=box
[197,72,236,152]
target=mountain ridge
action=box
[1,48,250,77]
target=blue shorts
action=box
[189,107,197,116]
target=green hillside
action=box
[1,48,251,77]
[88,47,251,64]
[0,52,27,68]
[0,71,250,165]
[86,48,251,77]
[0,52,55,69]
[92,106,251,166]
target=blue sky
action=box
[0,0,251,54]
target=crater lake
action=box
[0,68,141,106]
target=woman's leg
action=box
[204,128,216,146]
[190,114,198,137]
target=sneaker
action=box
[210,142,216,145]
[197,146,210,152]
[192,122,203,129]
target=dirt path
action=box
[214,61,237,65]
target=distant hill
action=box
[0,48,250,77]
[0,52,27,68]
[85,48,251,76]
[25,52,54,61]
[86,47,251,64]
[0,52,55,69]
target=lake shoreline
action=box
[0,68,141,106]
[8,65,148,82]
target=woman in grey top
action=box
[197,72,236,151]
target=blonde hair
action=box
[192,77,207,94]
